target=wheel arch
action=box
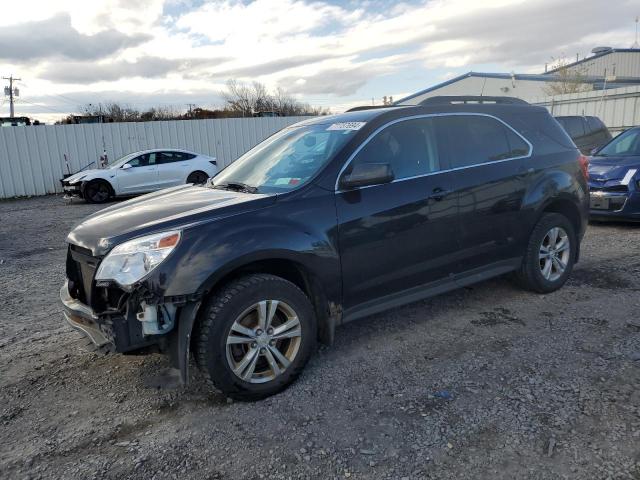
[537,195,585,262]
[81,177,115,198]
[187,170,209,184]
[541,197,582,235]
[192,256,338,347]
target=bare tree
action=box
[543,58,592,96]
[221,80,328,116]
[222,79,266,116]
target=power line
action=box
[15,80,86,107]
[16,98,69,114]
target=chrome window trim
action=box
[334,112,534,193]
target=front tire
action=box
[196,274,316,401]
[515,213,577,293]
[83,180,112,204]
[187,170,209,185]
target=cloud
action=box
[280,65,386,96]
[2,0,638,118]
[41,56,230,84]
[18,88,225,115]
[0,13,150,61]
[198,54,338,80]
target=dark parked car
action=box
[588,126,640,221]
[555,115,612,154]
[61,97,589,400]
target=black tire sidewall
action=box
[187,171,208,184]
[83,180,111,204]
[525,213,577,293]
[198,275,316,400]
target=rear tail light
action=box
[578,154,589,181]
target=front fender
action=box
[141,191,341,307]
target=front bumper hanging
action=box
[60,281,110,347]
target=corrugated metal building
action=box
[547,48,640,78]
[397,48,640,133]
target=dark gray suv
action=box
[61,96,589,400]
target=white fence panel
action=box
[531,85,640,135]
[0,116,309,199]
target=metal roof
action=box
[544,48,640,74]
[396,70,640,104]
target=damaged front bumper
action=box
[589,189,640,221]
[60,279,200,384]
[60,178,83,198]
[60,281,111,348]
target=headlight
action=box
[95,230,181,288]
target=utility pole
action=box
[3,75,21,117]
[186,103,196,118]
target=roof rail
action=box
[345,105,409,112]
[419,96,529,106]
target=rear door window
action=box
[157,151,192,164]
[438,115,530,168]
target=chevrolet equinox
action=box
[61,96,589,400]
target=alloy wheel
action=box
[225,300,302,384]
[539,226,570,282]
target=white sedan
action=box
[60,149,218,203]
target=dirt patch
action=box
[568,266,634,290]
[471,307,526,327]
[1,195,639,480]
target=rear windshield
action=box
[557,117,585,138]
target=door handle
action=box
[428,187,452,201]
[517,167,535,178]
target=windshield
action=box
[211,124,358,193]
[597,129,640,157]
[108,152,143,169]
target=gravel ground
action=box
[1,194,639,480]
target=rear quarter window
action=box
[506,111,576,155]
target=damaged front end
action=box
[60,177,84,198]
[60,234,200,383]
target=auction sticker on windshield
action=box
[327,122,366,131]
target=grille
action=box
[590,184,629,193]
[66,245,99,305]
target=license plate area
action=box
[590,195,610,210]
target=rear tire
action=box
[514,213,577,293]
[83,180,112,204]
[196,274,316,401]
[187,170,209,185]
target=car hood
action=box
[67,185,276,256]
[64,169,111,183]
[589,155,640,181]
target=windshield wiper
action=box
[213,181,258,193]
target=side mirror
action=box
[590,147,599,155]
[121,163,132,170]
[340,163,394,189]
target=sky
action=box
[0,0,638,122]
